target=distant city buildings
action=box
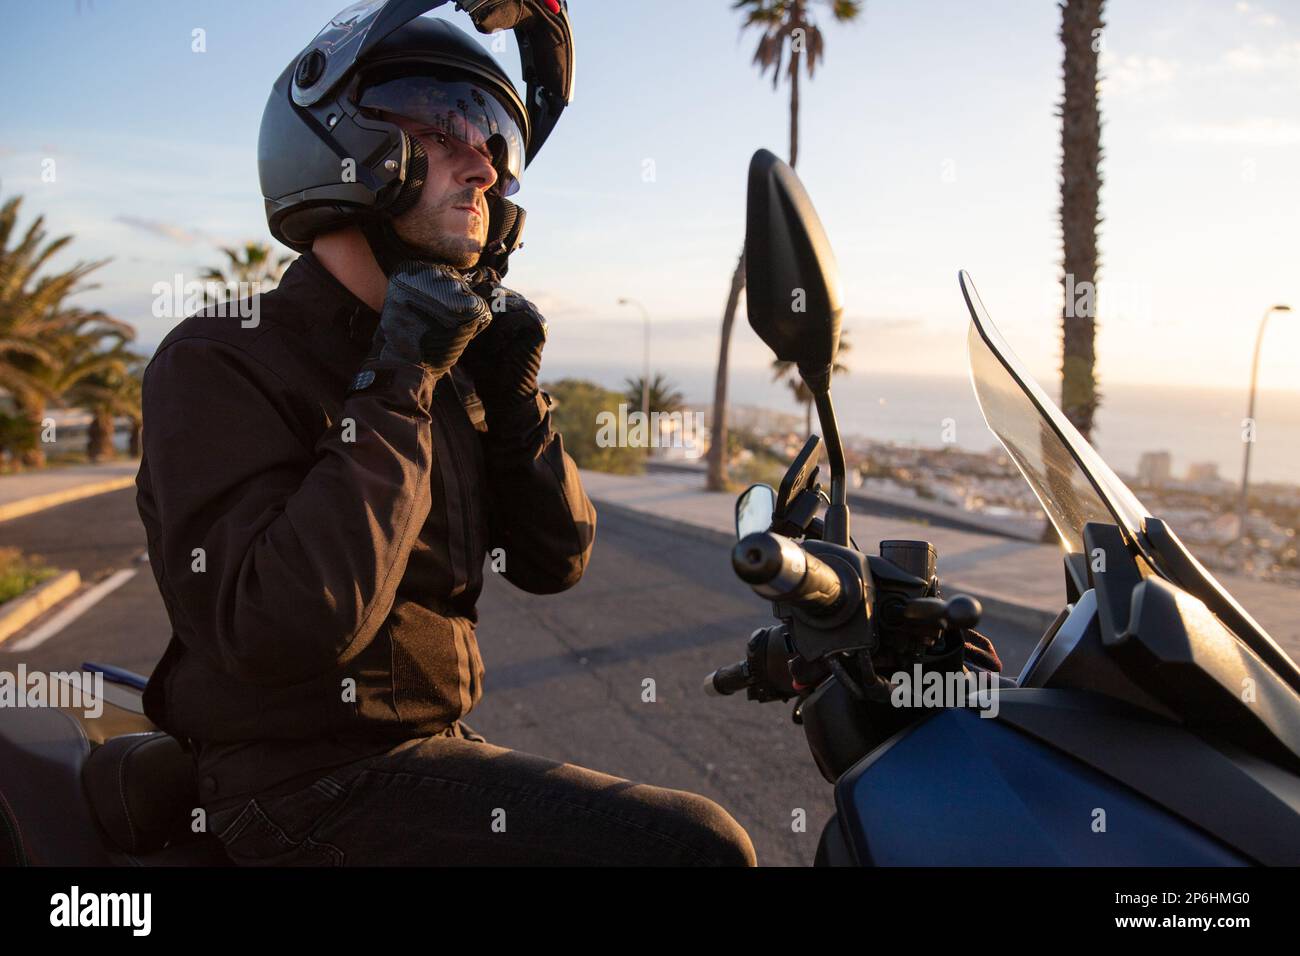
[697,407,1300,587]
[1137,451,1173,485]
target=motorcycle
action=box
[3,149,1298,868]
[704,148,1300,866]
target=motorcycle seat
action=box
[82,731,211,856]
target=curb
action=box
[591,498,736,550]
[641,462,1042,543]
[590,497,1059,634]
[0,476,136,523]
[0,569,82,645]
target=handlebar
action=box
[702,660,751,697]
[732,532,844,613]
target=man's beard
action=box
[392,194,484,269]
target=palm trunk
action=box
[1059,0,1104,441]
[709,1,809,492]
[87,408,115,462]
[16,394,47,470]
[1045,0,1105,543]
[789,46,801,168]
[707,246,747,491]
[128,417,142,458]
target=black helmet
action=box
[258,0,574,273]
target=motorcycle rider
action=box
[134,1,756,866]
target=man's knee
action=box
[665,790,757,867]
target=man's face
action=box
[387,115,500,269]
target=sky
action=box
[2,0,1299,404]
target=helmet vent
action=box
[296,49,326,88]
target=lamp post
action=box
[617,297,652,441]
[1237,303,1292,554]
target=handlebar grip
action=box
[703,660,750,696]
[732,532,843,613]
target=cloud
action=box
[1215,41,1300,74]
[1158,116,1300,145]
[113,215,214,245]
[1100,53,1179,97]
[1234,2,1283,29]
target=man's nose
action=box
[457,150,498,191]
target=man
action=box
[135,2,756,866]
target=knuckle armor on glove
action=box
[373,261,493,376]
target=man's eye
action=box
[414,130,449,148]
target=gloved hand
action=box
[369,261,493,379]
[962,628,1002,672]
[457,273,548,413]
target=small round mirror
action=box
[735,484,777,540]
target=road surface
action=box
[1,487,1043,866]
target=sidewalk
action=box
[580,469,1300,661]
[0,460,139,522]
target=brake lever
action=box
[902,595,983,631]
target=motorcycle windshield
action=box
[960,271,1151,555]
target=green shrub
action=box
[543,378,645,475]
[0,548,57,606]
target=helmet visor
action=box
[356,68,525,197]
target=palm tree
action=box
[70,344,145,463]
[201,242,295,292]
[706,0,864,491]
[37,310,138,464]
[0,195,114,467]
[1058,0,1104,441]
[623,372,686,415]
[772,327,851,434]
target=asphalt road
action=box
[1,487,1044,866]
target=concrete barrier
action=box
[0,570,82,645]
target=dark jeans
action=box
[205,723,756,866]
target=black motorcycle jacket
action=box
[135,251,596,807]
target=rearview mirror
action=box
[735,484,777,540]
[744,149,843,391]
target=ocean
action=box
[548,363,1300,488]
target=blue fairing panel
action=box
[837,708,1248,866]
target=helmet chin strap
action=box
[358,213,426,277]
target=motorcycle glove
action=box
[370,261,494,379]
[458,274,548,413]
[962,628,1002,673]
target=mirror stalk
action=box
[809,380,850,547]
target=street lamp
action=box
[1237,303,1292,552]
[617,297,652,439]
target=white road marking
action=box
[7,568,138,651]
